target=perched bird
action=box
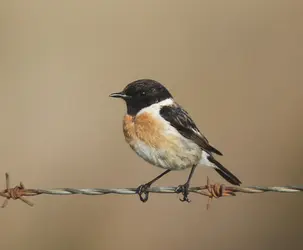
[110,79,241,202]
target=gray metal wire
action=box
[0,173,302,208]
[28,185,303,195]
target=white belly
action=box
[131,136,202,170]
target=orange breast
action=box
[123,112,173,149]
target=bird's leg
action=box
[136,169,171,202]
[176,165,197,202]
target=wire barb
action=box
[0,173,34,207]
[191,177,237,209]
[1,173,302,209]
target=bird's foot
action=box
[136,183,151,202]
[176,183,191,203]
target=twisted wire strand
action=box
[0,173,302,208]
[25,185,303,196]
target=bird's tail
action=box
[207,155,242,186]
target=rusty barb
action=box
[1,173,302,209]
[0,173,35,207]
[195,177,236,209]
[0,173,34,208]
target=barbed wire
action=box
[0,173,302,209]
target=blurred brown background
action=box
[0,1,302,250]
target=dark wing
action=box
[160,104,223,156]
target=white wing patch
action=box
[199,151,217,168]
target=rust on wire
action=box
[194,177,236,209]
[0,173,35,207]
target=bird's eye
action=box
[141,91,146,96]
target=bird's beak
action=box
[109,92,130,99]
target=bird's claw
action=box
[176,183,191,203]
[136,183,151,202]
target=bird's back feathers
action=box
[160,104,222,155]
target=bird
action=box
[110,79,241,202]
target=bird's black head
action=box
[110,79,172,115]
